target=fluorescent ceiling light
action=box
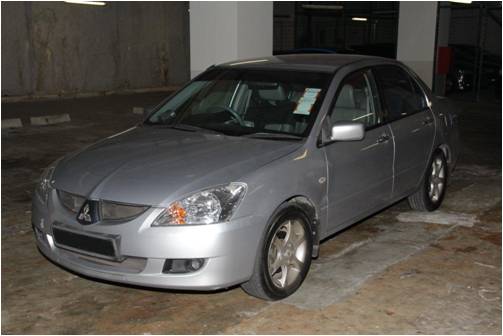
[302,4,343,11]
[64,0,106,6]
[352,17,368,22]
[449,0,472,3]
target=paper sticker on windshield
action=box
[293,88,321,115]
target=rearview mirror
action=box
[330,122,365,141]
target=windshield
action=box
[146,68,332,138]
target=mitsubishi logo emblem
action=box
[77,201,98,225]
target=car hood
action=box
[53,127,303,206]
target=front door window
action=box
[330,69,382,128]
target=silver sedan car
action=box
[32,55,459,300]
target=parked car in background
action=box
[446,44,501,97]
[32,54,459,300]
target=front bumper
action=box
[32,190,262,290]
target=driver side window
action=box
[330,69,381,129]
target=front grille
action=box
[59,249,147,274]
[52,226,120,261]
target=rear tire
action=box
[408,150,448,211]
[241,204,313,300]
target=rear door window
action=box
[373,65,428,121]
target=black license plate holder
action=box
[52,224,122,261]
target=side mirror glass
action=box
[330,122,365,141]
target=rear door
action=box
[323,68,394,232]
[373,65,435,199]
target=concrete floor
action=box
[2,93,501,334]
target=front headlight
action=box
[35,159,60,203]
[152,183,247,226]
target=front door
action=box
[324,69,394,232]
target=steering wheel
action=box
[206,105,245,127]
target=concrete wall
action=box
[1,2,190,97]
[397,1,438,88]
[189,1,273,78]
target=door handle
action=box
[422,117,434,125]
[376,133,390,144]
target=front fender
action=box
[232,146,328,252]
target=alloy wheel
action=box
[267,219,308,289]
[428,156,446,202]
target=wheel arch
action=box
[285,195,320,258]
[436,143,457,174]
[437,143,451,165]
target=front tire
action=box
[408,150,448,211]
[241,205,313,300]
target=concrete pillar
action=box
[396,1,438,88]
[189,1,273,78]
[434,6,451,95]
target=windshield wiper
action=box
[157,123,226,135]
[243,132,304,141]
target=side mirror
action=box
[330,122,365,141]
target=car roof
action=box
[217,54,393,73]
